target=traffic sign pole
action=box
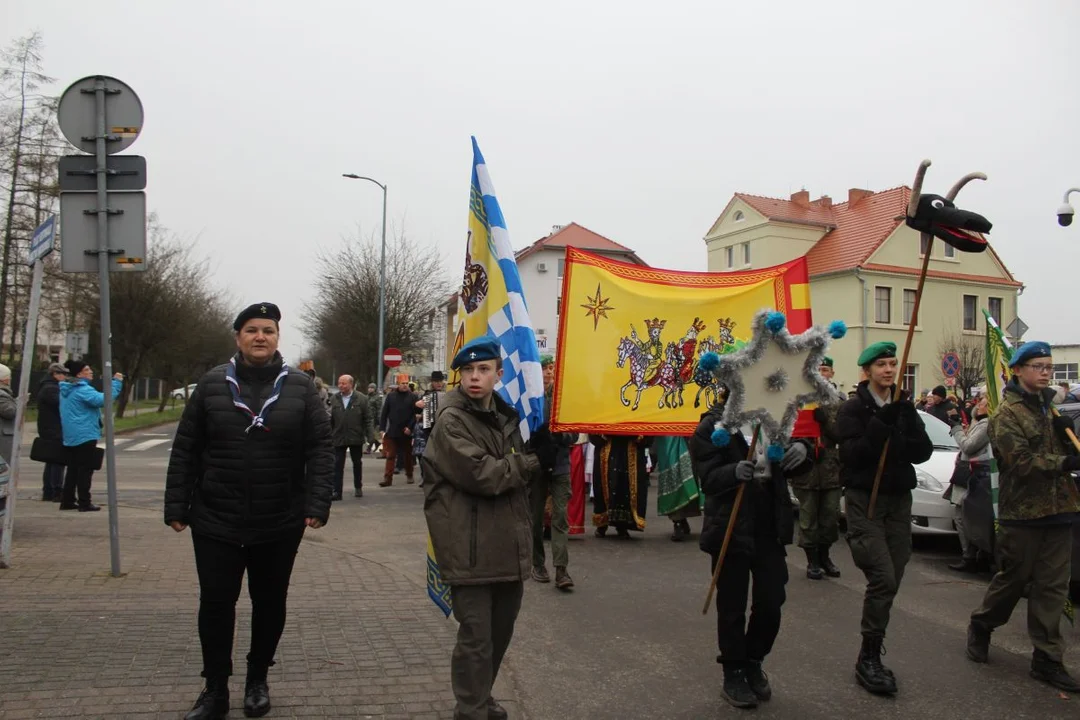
[92,77,122,577]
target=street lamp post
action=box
[343,173,388,386]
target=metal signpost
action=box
[54,75,147,577]
[0,216,56,568]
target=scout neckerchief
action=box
[226,356,289,433]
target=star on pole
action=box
[580,282,615,331]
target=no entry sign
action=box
[383,347,403,368]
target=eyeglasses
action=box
[1023,363,1054,374]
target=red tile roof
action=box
[731,187,1017,286]
[515,222,647,266]
[861,263,1023,288]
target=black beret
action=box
[233,302,281,331]
[65,359,87,376]
[430,371,446,382]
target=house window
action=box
[988,297,1002,325]
[903,364,917,395]
[734,210,745,222]
[726,246,734,269]
[742,242,751,266]
[963,295,977,331]
[557,259,565,281]
[903,289,916,325]
[1053,364,1079,382]
[920,236,930,256]
[874,287,891,324]
[944,244,956,259]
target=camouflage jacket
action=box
[790,402,841,491]
[988,380,1080,523]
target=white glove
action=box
[733,460,755,483]
[781,442,808,471]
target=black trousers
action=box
[191,529,304,678]
[60,441,97,507]
[42,463,65,498]
[333,445,364,495]
[711,540,789,668]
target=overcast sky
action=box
[6,0,1079,362]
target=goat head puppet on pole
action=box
[865,160,992,519]
[700,309,847,614]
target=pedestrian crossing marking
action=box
[124,438,170,452]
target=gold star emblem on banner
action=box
[581,282,615,331]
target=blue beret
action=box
[1009,341,1052,368]
[451,336,502,370]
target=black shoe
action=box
[966,621,990,663]
[671,521,687,542]
[720,667,759,709]
[594,526,608,538]
[59,503,79,511]
[243,677,271,717]
[77,504,101,512]
[819,545,841,577]
[1031,651,1080,693]
[616,528,633,539]
[354,488,363,498]
[804,547,824,580]
[746,661,772,701]
[949,557,979,573]
[331,493,343,501]
[486,696,508,720]
[185,678,229,720]
[855,634,897,695]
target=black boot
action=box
[1031,650,1080,693]
[243,666,271,718]
[966,621,990,663]
[949,556,979,573]
[185,677,229,720]
[720,665,759,709]
[804,547,824,580]
[671,521,687,542]
[855,634,897,695]
[819,544,841,578]
[745,660,772,701]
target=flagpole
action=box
[867,165,987,519]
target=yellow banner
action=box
[551,248,812,435]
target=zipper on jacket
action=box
[469,501,478,568]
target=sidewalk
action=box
[0,459,520,719]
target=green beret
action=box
[820,356,834,368]
[540,354,555,367]
[857,341,897,366]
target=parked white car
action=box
[170,383,198,401]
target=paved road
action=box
[4,426,1078,718]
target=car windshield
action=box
[918,410,959,450]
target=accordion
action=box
[421,390,439,430]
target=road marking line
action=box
[125,438,171,452]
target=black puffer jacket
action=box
[164,353,334,545]
[35,377,63,442]
[689,408,810,558]
[836,382,933,495]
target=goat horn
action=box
[945,172,988,202]
[907,159,932,217]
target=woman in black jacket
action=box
[688,390,812,710]
[835,341,932,697]
[164,303,334,720]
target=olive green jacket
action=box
[790,403,842,491]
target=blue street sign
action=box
[942,351,961,378]
[28,215,56,265]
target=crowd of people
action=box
[152,299,1080,719]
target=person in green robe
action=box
[653,435,702,541]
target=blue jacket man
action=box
[57,359,122,512]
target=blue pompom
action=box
[765,312,786,334]
[767,444,784,463]
[699,351,721,372]
[711,427,731,447]
[828,320,847,339]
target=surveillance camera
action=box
[1058,203,1074,227]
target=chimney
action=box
[848,188,872,205]
[814,195,832,209]
[790,190,810,207]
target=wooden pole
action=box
[702,425,761,615]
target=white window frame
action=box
[726,246,734,269]
[742,242,751,267]
[874,287,891,324]
[962,294,977,331]
[903,364,917,395]
[902,289,916,325]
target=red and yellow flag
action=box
[551,248,811,435]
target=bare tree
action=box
[0,32,53,347]
[937,330,986,401]
[304,224,452,385]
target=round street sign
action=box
[383,347,403,368]
[57,75,144,155]
[942,352,961,378]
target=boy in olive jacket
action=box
[421,336,540,720]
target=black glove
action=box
[1052,415,1075,440]
[877,402,902,425]
[1062,455,1080,473]
[812,407,828,424]
[733,460,755,483]
[945,409,963,429]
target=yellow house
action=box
[705,187,1023,396]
